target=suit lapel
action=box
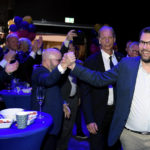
[96,51,105,72]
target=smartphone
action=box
[73,30,85,45]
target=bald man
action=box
[31,48,75,150]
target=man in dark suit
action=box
[66,26,150,150]
[0,60,19,90]
[56,37,81,150]
[80,25,124,150]
[0,61,19,82]
[31,48,74,150]
[0,33,42,85]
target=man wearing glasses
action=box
[66,26,150,150]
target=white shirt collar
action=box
[101,49,115,60]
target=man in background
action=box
[80,25,124,150]
[31,48,74,150]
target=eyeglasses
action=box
[130,49,139,53]
[139,40,150,46]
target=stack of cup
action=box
[16,112,28,129]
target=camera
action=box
[73,30,85,45]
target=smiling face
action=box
[139,33,150,63]
[6,37,18,51]
[128,42,139,57]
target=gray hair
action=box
[98,25,116,38]
[19,37,32,51]
[6,33,19,41]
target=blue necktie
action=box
[109,56,114,69]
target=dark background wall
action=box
[0,0,149,54]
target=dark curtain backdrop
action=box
[12,0,150,54]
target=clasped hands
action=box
[61,52,76,70]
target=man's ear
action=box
[6,41,8,46]
[99,38,101,45]
[114,37,116,43]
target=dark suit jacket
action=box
[15,50,42,84]
[0,69,12,85]
[60,42,80,100]
[1,49,42,84]
[71,56,141,146]
[80,51,124,127]
[31,66,64,135]
[0,66,13,90]
[60,69,72,100]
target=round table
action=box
[0,112,53,150]
[0,90,31,110]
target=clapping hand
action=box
[5,61,19,74]
[65,52,76,70]
[4,50,16,63]
[32,36,43,53]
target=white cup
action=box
[16,112,28,129]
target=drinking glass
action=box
[36,86,45,119]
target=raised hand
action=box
[38,36,43,48]
[4,50,16,63]
[5,61,19,74]
[60,52,76,70]
[32,40,39,53]
[66,30,77,41]
[32,36,43,53]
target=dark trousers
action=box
[75,104,83,134]
[56,95,79,150]
[41,134,57,150]
[90,105,121,150]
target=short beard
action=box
[139,52,150,63]
[142,58,150,63]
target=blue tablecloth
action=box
[0,90,31,110]
[0,112,53,150]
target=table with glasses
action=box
[0,90,31,110]
[0,112,53,150]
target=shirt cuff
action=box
[37,49,42,55]
[29,51,36,59]
[0,59,7,68]
[58,64,66,74]
[64,40,70,48]
[63,100,67,104]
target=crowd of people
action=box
[0,21,148,150]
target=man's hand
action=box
[87,122,98,134]
[5,61,19,74]
[63,103,71,119]
[66,30,77,41]
[60,52,76,70]
[38,36,43,49]
[32,37,43,53]
[4,50,16,63]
